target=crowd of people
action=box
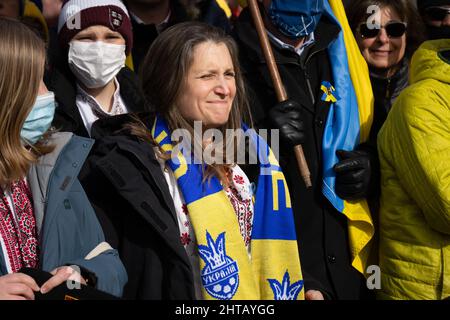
[0,0,449,300]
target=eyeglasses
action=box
[425,6,450,21]
[358,21,407,39]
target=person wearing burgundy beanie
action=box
[46,0,146,138]
[417,0,450,39]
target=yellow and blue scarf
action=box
[152,116,304,300]
[321,0,375,274]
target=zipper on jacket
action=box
[301,48,322,106]
[304,70,316,105]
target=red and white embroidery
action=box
[225,167,254,247]
[233,174,245,185]
[180,232,192,246]
[0,179,38,273]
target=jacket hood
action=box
[410,39,450,85]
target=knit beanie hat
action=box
[57,0,133,54]
[417,0,450,14]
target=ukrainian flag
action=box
[321,0,374,275]
[239,0,375,275]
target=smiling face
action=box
[176,41,236,129]
[357,5,406,72]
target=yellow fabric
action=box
[320,83,337,102]
[22,0,49,41]
[152,118,304,300]
[216,0,232,18]
[125,55,134,71]
[251,241,303,299]
[189,192,260,299]
[328,0,373,142]
[329,0,375,276]
[377,39,450,300]
[238,0,248,8]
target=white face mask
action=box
[68,41,126,89]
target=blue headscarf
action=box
[269,0,324,38]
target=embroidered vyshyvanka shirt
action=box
[0,179,38,274]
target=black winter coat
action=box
[368,59,409,144]
[234,8,371,300]
[79,113,196,299]
[45,65,146,138]
[79,113,260,299]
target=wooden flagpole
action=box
[247,0,312,188]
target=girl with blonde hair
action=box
[0,17,126,300]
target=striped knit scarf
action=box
[152,116,304,300]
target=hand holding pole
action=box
[247,0,312,188]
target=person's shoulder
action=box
[33,132,93,176]
[392,79,445,116]
[90,112,154,140]
[52,132,93,157]
[89,112,155,157]
[118,66,137,81]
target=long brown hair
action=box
[135,21,251,185]
[0,17,52,186]
[346,0,425,60]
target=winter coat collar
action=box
[89,113,191,266]
[27,132,94,238]
[369,58,409,112]
[46,66,146,137]
[234,5,340,67]
[91,113,176,216]
[410,39,450,85]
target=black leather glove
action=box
[268,99,305,147]
[333,145,375,200]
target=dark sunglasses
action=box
[358,21,407,38]
[425,6,450,21]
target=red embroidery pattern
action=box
[233,175,245,185]
[182,204,189,215]
[226,186,253,247]
[180,232,192,246]
[0,179,39,272]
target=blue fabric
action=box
[30,0,43,12]
[269,0,324,38]
[320,1,361,212]
[246,126,297,241]
[37,135,127,297]
[21,92,56,145]
[0,248,7,275]
[0,134,127,296]
[152,116,302,300]
[152,116,297,241]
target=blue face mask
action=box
[269,0,324,39]
[21,92,56,145]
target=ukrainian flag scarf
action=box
[152,116,304,300]
[321,0,375,274]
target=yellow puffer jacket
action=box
[377,39,450,300]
